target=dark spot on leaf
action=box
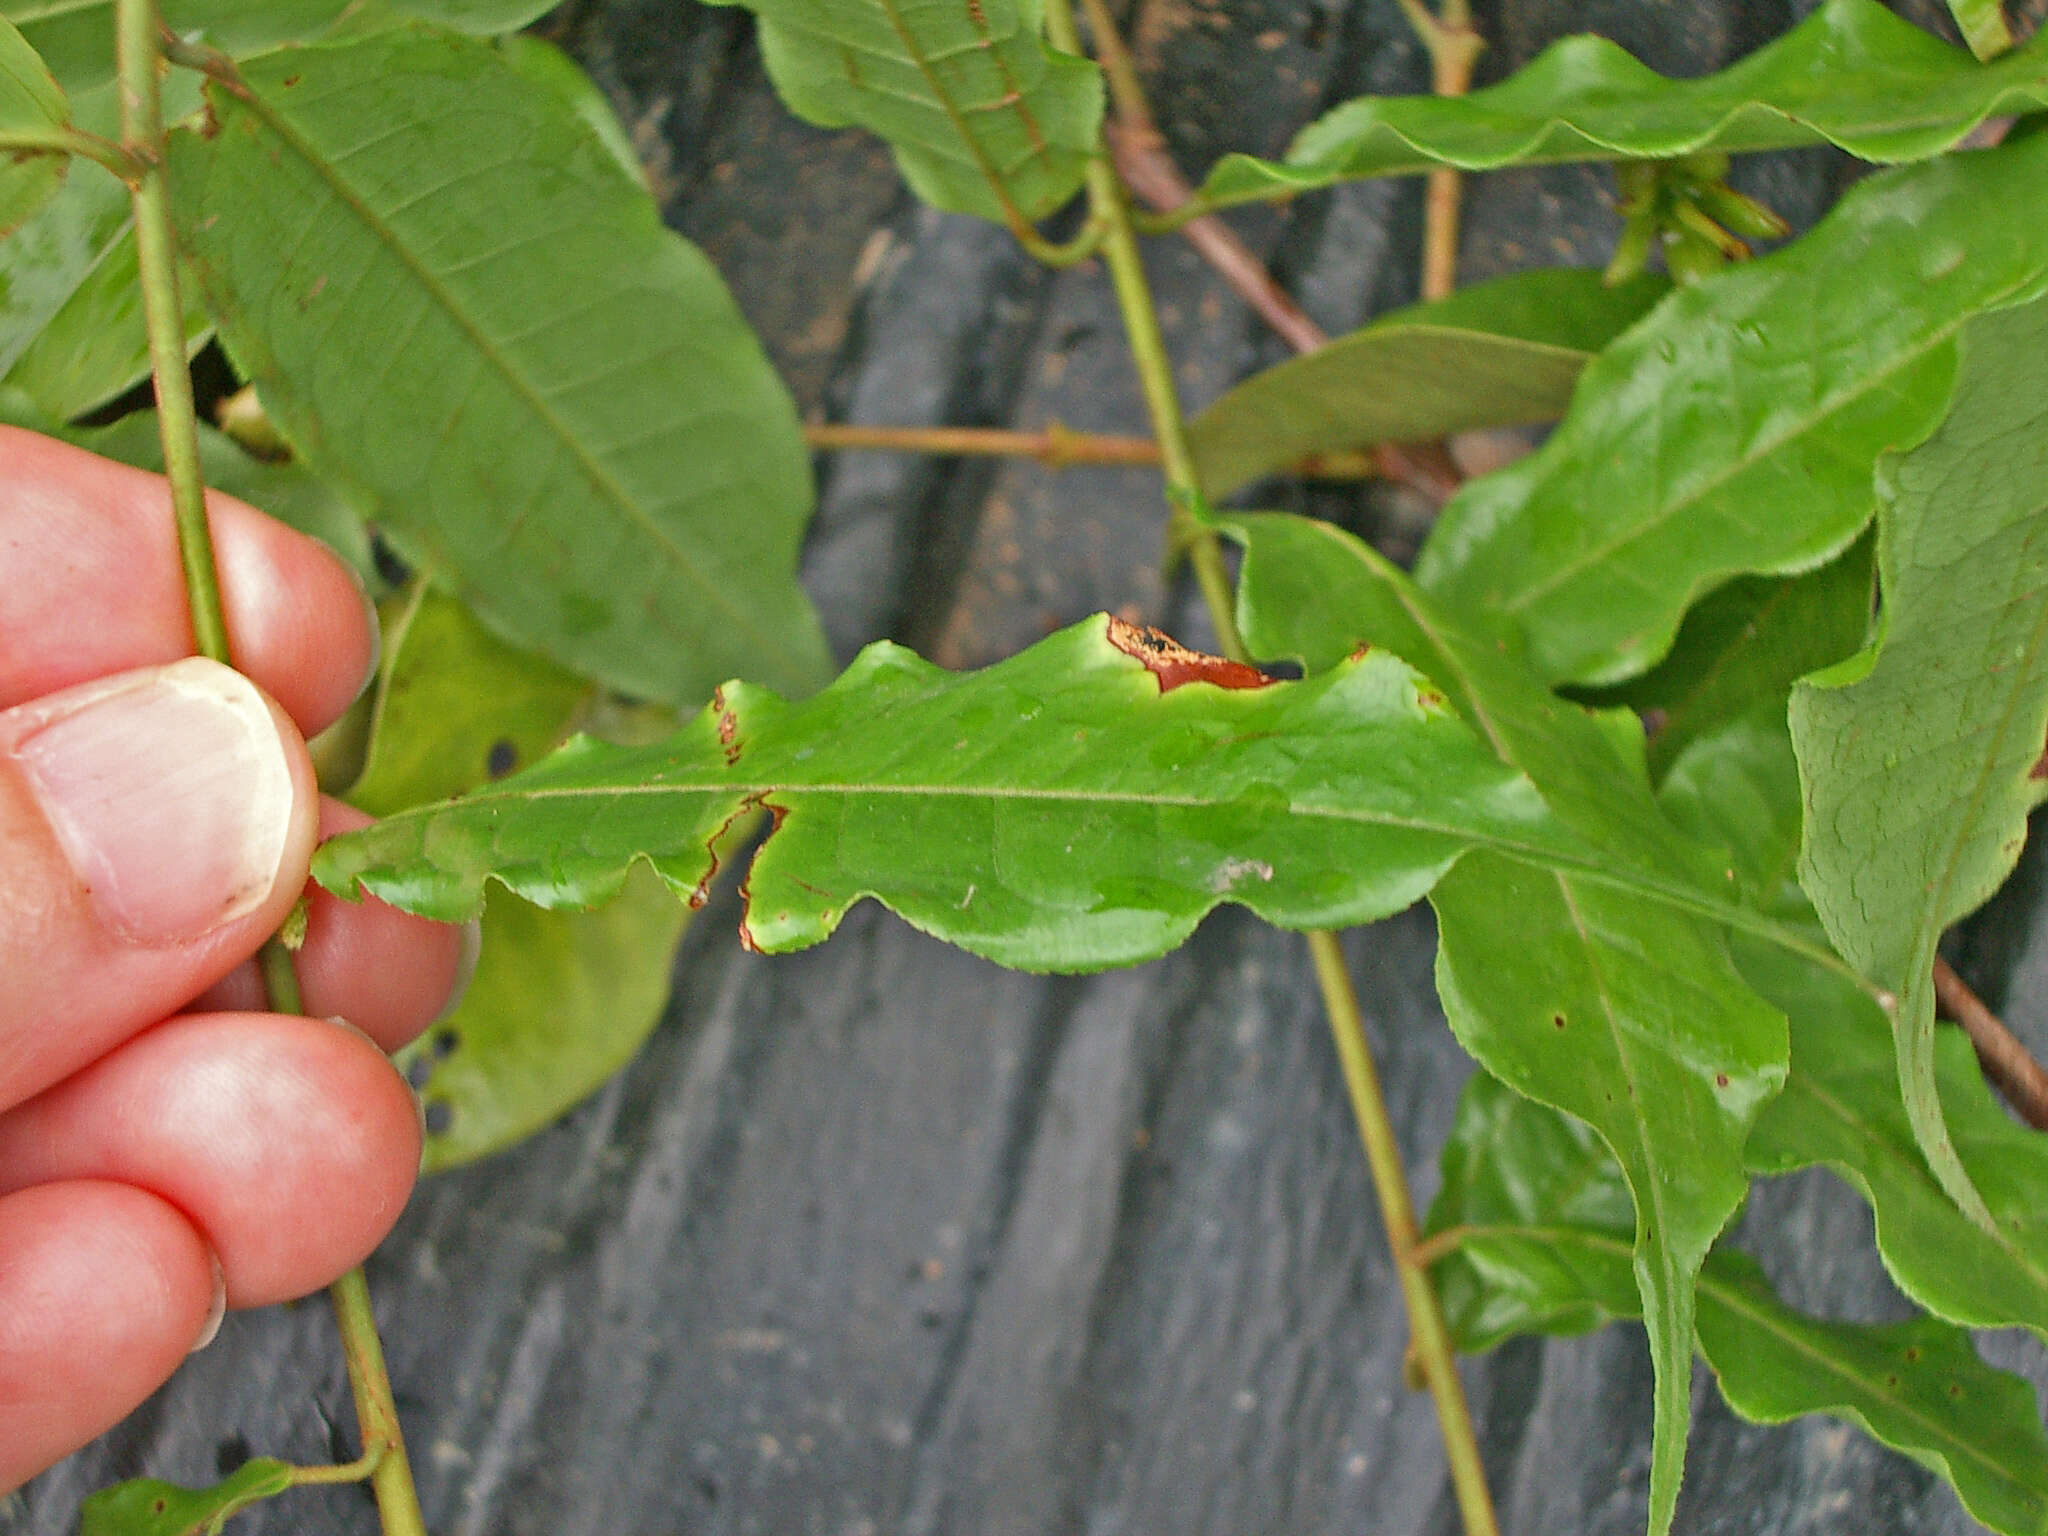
[1885,1373,1899,1388]
[371,532,413,589]
[1348,643,1373,662]
[153,1498,168,1515]
[1949,1384,1963,1398]
[486,739,518,779]
[434,1028,460,1057]
[282,73,302,87]
[423,1100,454,1136]
[216,1433,252,1475]
[1552,1013,1566,1030]
[713,685,741,764]
[1904,1345,1920,1362]
[1715,1072,1730,1088]
[2032,733,2048,779]
[1106,616,1272,692]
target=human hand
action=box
[0,426,468,1489]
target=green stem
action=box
[331,1267,430,1536]
[1309,932,1500,1536]
[117,6,428,1533]
[1046,2,1498,1531]
[117,0,226,664]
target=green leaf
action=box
[0,78,211,420]
[4,0,557,93]
[350,589,688,1168]
[79,1458,296,1536]
[1196,0,2048,208]
[1699,1250,2048,1536]
[0,15,68,235]
[1653,706,2048,1340]
[168,24,831,707]
[1580,536,1874,782]
[699,0,1101,225]
[1791,292,2048,1230]
[1415,132,2048,688]
[402,872,687,1168]
[1945,0,2016,60]
[1739,938,2048,1341]
[1430,1074,2048,1536]
[316,611,1604,966]
[495,32,644,187]
[1229,510,1788,1536]
[1184,268,1668,501]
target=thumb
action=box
[0,658,320,1108]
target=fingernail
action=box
[13,660,296,945]
[190,1252,226,1354]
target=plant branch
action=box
[0,124,145,180]
[1074,0,1461,504]
[1933,957,2048,1132]
[1393,0,1482,301]
[1046,4,1498,1531]
[804,420,1379,478]
[118,7,427,1534]
[1309,931,1502,1536]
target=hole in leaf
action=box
[371,533,414,590]
[486,739,518,779]
[434,1028,461,1058]
[405,1056,433,1091]
[423,1099,454,1136]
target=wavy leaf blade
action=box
[1699,1252,2048,1536]
[702,0,1101,224]
[316,613,1592,968]
[1197,0,2048,207]
[1416,132,2048,687]
[1738,938,2048,1339]
[1430,1074,2048,1536]
[1231,511,1787,1536]
[168,25,830,707]
[1186,269,1667,500]
[1792,293,2048,1228]
[353,590,690,1170]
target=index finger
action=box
[0,426,376,735]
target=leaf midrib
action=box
[1496,310,1977,623]
[217,71,779,651]
[1456,1221,2046,1506]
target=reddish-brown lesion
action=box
[711,685,741,765]
[1106,616,1271,693]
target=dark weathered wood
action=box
[15,3,2047,1534]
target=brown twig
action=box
[803,421,1380,479]
[1933,957,2048,1131]
[1076,0,1461,504]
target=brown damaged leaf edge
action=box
[1106,615,1273,692]
[735,801,793,952]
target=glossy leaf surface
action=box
[316,612,1605,969]
[1792,294,2048,1229]
[1416,133,2048,687]
[169,25,830,706]
[1230,510,1788,1536]
[0,15,67,235]
[699,0,1100,224]
[1185,269,1667,499]
[1197,0,2048,208]
[79,1458,295,1536]
[352,590,688,1169]
[1429,1074,2048,1536]
[1739,939,2048,1340]
[1583,537,1874,782]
